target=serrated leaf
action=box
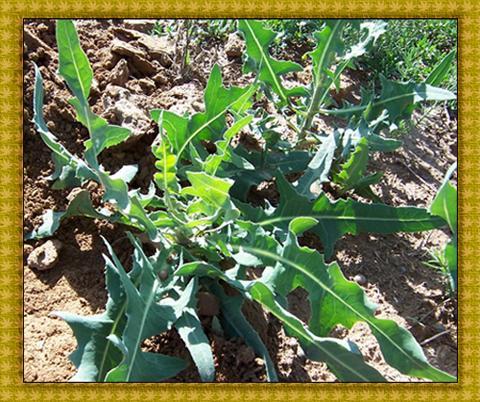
[104,243,191,382]
[26,190,108,240]
[182,172,233,210]
[152,112,180,194]
[203,115,253,175]
[238,20,307,105]
[176,262,386,382]
[151,65,254,161]
[229,148,310,201]
[323,76,456,123]
[256,174,446,257]
[32,63,96,188]
[333,137,382,199]
[245,219,455,382]
[249,282,386,382]
[53,236,144,381]
[295,131,339,198]
[309,20,346,87]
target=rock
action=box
[254,357,264,366]
[102,85,151,138]
[137,35,173,67]
[224,33,244,59]
[109,58,130,86]
[111,39,157,76]
[138,77,156,94]
[197,292,220,317]
[353,274,367,286]
[152,71,169,85]
[123,19,156,33]
[27,240,63,271]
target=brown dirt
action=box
[23,19,457,383]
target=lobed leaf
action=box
[255,174,446,258]
[238,20,307,105]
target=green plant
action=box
[426,162,457,294]
[348,19,457,91]
[27,19,457,382]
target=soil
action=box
[23,19,457,383]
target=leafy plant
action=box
[427,162,457,293]
[27,19,457,382]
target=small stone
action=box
[27,240,63,271]
[254,357,264,366]
[111,39,157,76]
[138,77,156,94]
[224,33,244,59]
[152,71,168,85]
[353,274,367,286]
[109,59,130,86]
[197,292,220,317]
[287,337,298,348]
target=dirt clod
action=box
[225,33,244,59]
[109,58,130,85]
[27,240,63,271]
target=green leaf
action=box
[246,219,456,382]
[249,282,386,382]
[430,162,457,235]
[425,49,456,86]
[238,20,307,105]
[203,115,253,175]
[323,76,456,123]
[151,65,254,161]
[296,131,338,198]
[229,149,310,201]
[210,282,278,382]
[177,262,386,382]
[53,236,142,381]
[70,98,131,164]
[26,190,108,240]
[258,174,446,257]
[175,280,215,382]
[152,112,180,194]
[182,172,234,209]
[32,63,96,189]
[429,162,457,291]
[104,245,190,382]
[299,20,385,139]
[309,20,347,88]
[56,20,92,103]
[333,137,382,199]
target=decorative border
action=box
[6,0,475,399]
